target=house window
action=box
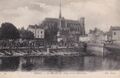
[114,32,116,35]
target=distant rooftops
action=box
[44,17,81,23]
[28,25,43,29]
[28,17,84,30]
[110,26,120,30]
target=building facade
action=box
[88,28,107,43]
[27,25,45,39]
[109,26,120,41]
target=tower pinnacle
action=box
[59,0,62,19]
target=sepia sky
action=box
[0,0,120,32]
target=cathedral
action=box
[28,0,85,46]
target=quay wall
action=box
[105,44,120,55]
[87,43,109,56]
[0,47,85,56]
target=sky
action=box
[0,0,120,32]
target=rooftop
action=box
[28,25,43,29]
[110,26,120,30]
[44,17,80,23]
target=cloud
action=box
[0,2,58,28]
[0,0,120,33]
[61,0,120,32]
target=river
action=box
[0,54,120,71]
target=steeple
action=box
[59,0,62,19]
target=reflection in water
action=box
[0,54,120,71]
[0,57,19,71]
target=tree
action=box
[44,25,58,43]
[19,28,34,39]
[0,22,20,40]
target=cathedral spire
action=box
[59,0,62,19]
